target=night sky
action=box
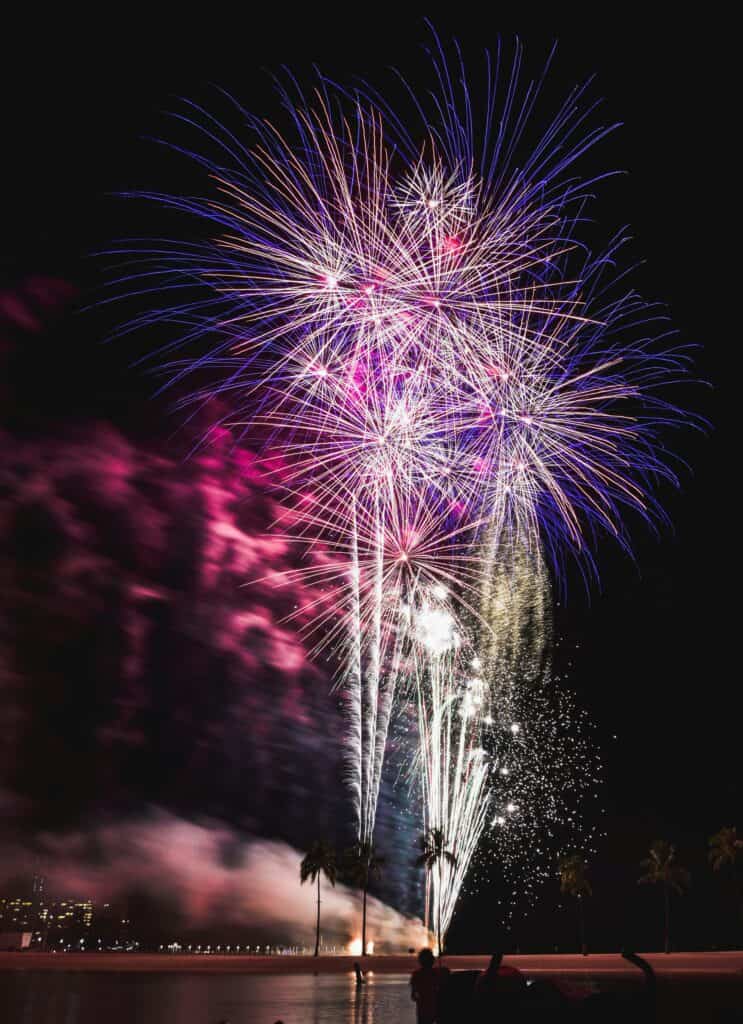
[0,17,732,952]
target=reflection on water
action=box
[350,973,378,1024]
[351,983,371,1024]
[2,967,738,1023]
[0,970,412,1024]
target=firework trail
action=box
[114,29,696,929]
[411,595,490,946]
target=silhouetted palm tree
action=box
[343,841,386,956]
[416,828,457,957]
[709,826,743,935]
[558,853,592,955]
[709,826,743,872]
[638,840,690,953]
[300,840,337,957]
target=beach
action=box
[2,949,741,975]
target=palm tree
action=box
[638,840,690,953]
[709,826,743,872]
[709,826,743,936]
[343,841,385,956]
[558,853,592,955]
[416,828,457,958]
[300,840,337,957]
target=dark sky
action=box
[0,16,733,951]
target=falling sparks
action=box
[393,546,603,945]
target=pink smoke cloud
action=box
[0,810,429,951]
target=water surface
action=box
[1,967,740,1022]
[0,971,408,1024]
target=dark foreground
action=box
[0,953,741,1022]
[0,969,740,1023]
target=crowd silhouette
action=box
[408,947,657,1022]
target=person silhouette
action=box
[473,951,501,1016]
[474,951,527,1019]
[410,948,447,1023]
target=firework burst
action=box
[114,31,697,937]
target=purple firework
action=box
[109,34,697,928]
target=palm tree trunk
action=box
[579,898,587,956]
[663,883,670,954]
[437,860,443,958]
[362,879,368,956]
[314,874,321,957]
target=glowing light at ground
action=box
[348,938,374,956]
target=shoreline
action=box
[1,951,741,976]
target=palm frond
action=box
[300,839,337,886]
